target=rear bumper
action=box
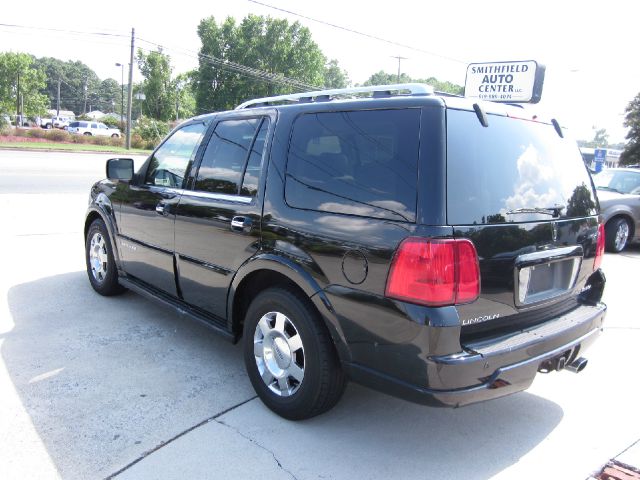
[345,302,606,407]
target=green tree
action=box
[323,59,349,88]
[174,71,196,120]
[0,52,48,117]
[137,48,174,121]
[33,57,101,114]
[620,92,640,166]
[362,70,463,95]
[195,15,327,112]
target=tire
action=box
[85,219,126,296]
[84,132,92,136]
[44,123,51,129]
[605,217,631,253]
[111,134,119,138]
[243,288,346,420]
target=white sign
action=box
[465,61,544,103]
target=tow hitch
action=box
[538,349,588,374]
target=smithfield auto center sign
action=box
[465,60,546,103]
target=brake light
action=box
[385,238,480,306]
[593,223,605,271]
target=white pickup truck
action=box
[41,116,71,129]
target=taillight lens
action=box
[385,238,480,306]
[593,223,605,271]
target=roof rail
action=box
[235,83,434,109]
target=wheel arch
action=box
[606,213,635,240]
[228,254,351,363]
[84,204,123,267]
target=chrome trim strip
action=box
[162,187,253,204]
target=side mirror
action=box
[106,158,134,181]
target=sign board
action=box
[465,60,546,103]
[594,148,607,173]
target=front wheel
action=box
[83,132,92,136]
[243,288,346,420]
[111,133,119,138]
[85,219,126,296]
[605,217,631,253]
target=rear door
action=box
[445,108,600,336]
[174,113,273,319]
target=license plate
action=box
[517,257,581,305]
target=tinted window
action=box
[69,122,79,128]
[285,109,420,222]
[195,118,262,195]
[145,123,207,188]
[241,119,269,196]
[447,110,597,225]
[91,123,98,129]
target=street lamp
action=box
[115,63,125,130]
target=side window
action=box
[91,123,98,129]
[195,117,268,196]
[285,109,420,222]
[144,123,208,188]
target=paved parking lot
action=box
[1,150,639,479]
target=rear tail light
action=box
[385,238,480,306]
[593,223,605,271]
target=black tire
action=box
[84,132,92,136]
[605,217,631,253]
[85,219,126,296]
[243,288,346,420]
[111,134,119,138]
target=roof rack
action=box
[235,83,434,109]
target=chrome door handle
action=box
[155,203,165,215]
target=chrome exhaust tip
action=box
[566,357,588,373]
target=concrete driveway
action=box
[1,150,638,479]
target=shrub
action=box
[91,136,110,146]
[131,134,145,149]
[14,128,28,137]
[102,117,122,128]
[133,116,169,142]
[109,136,124,147]
[0,124,13,136]
[145,140,157,150]
[69,134,88,144]
[27,128,45,139]
[45,129,71,142]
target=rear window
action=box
[285,109,420,222]
[447,109,597,225]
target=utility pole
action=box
[16,71,20,125]
[83,77,88,114]
[391,55,408,83]
[126,28,135,150]
[56,78,61,117]
[115,63,125,130]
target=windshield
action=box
[447,109,598,224]
[593,170,640,194]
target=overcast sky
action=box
[2,0,636,142]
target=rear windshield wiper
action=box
[505,207,563,217]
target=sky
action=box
[1,0,637,143]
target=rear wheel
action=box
[605,217,631,253]
[84,132,92,136]
[111,133,119,138]
[243,288,346,420]
[85,219,126,296]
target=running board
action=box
[119,276,236,343]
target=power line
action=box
[0,22,128,38]
[247,0,468,65]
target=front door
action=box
[174,114,272,318]
[116,122,209,295]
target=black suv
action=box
[85,84,606,419]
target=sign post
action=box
[465,60,546,103]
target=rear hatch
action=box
[445,104,601,341]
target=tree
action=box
[592,128,609,147]
[195,15,328,112]
[174,71,196,120]
[620,92,640,166]
[33,57,101,114]
[137,48,174,121]
[0,52,48,117]
[362,70,463,95]
[323,59,349,89]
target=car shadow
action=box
[3,271,564,479]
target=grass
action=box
[0,141,150,155]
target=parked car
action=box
[84,84,606,419]
[68,121,121,137]
[592,167,640,252]
[41,116,71,129]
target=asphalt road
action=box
[1,149,639,480]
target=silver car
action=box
[593,167,640,252]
